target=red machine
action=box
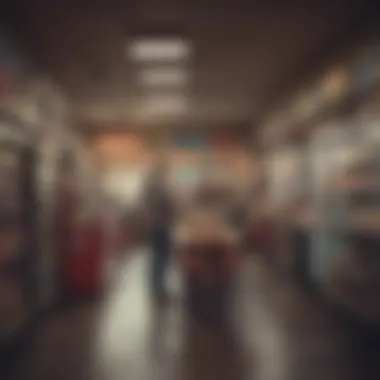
[58,186,107,296]
[64,221,105,296]
[55,147,111,297]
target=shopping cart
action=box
[176,215,241,323]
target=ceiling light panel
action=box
[139,67,189,86]
[142,94,188,115]
[128,37,191,62]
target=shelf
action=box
[285,82,380,143]
[329,224,380,236]
[337,212,380,234]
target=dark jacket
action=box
[144,176,174,234]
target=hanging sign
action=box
[173,132,206,150]
[209,131,240,149]
[351,41,380,92]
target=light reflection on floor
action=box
[5,251,376,380]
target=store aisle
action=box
[4,252,374,380]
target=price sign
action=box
[173,133,206,150]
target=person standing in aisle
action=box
[143,158,175,305]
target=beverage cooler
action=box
[0,35,72,347]
[307,39,380,326]
[0,112,39,347]
[263,145,312,274]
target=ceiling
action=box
[7,0,378,134]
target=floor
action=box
[3,251,380,380]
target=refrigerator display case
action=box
[308,123,358,285]
[266,146,307,210]
[265,145,313,274]
[35,130,66,308]
[320,117,380,325]
[0,114,38,346]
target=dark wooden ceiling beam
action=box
[258,0,380,127]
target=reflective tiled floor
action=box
[4,251,380,380]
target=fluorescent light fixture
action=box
[142,94,187,115]
[139,67,189,86]
[129,37,191,61]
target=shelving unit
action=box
[322,132,380,326]
[261,38,380,325]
